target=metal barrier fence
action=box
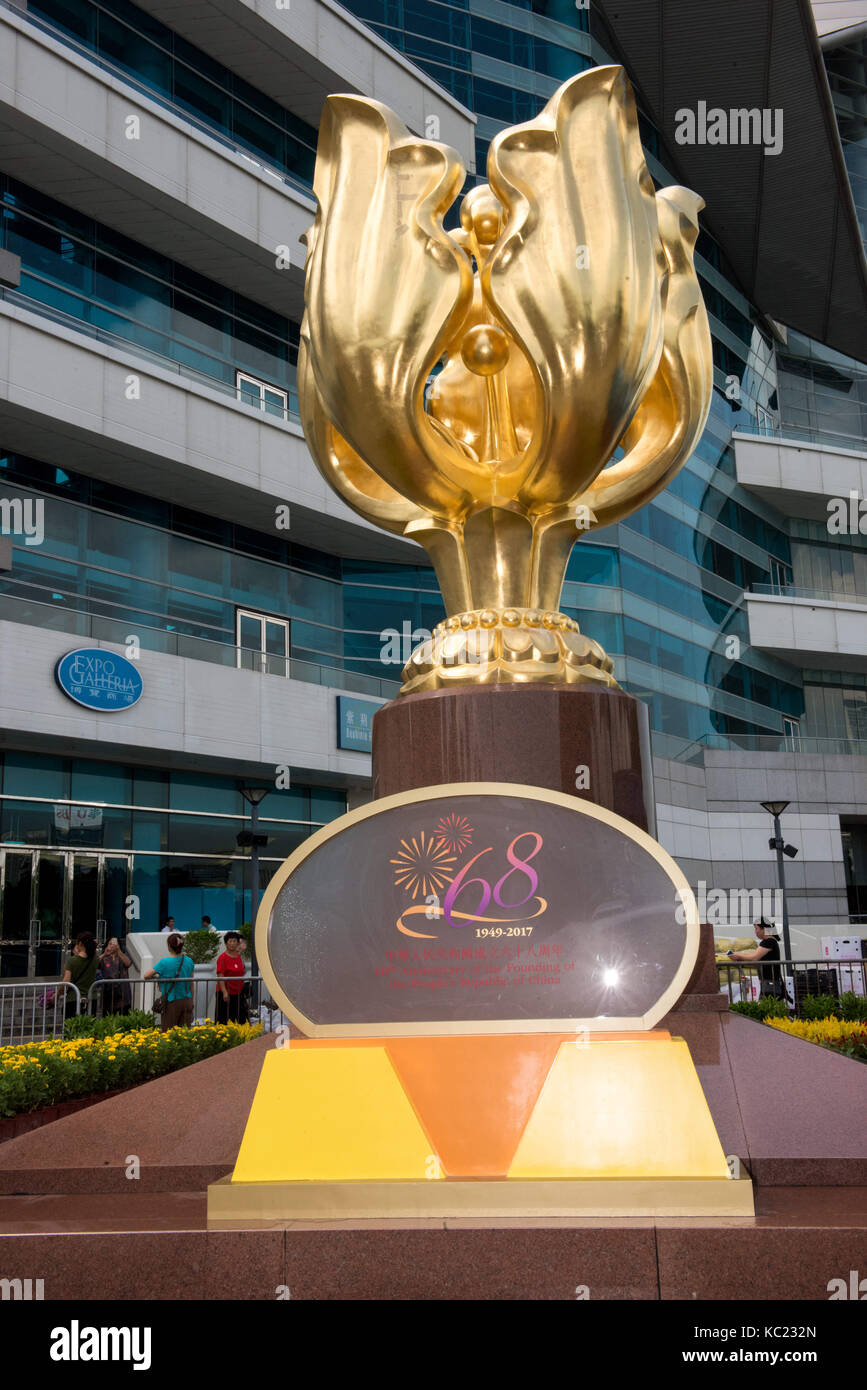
[4,958,863,1044]
[0,974,286,1042]
[0,980,82,1043]
[717,956,867,1007]
[85,974,281,1032]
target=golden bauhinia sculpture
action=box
[299,65,713,695]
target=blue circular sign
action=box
[55,648,143,712]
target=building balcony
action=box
[733,430,867,522]
[130,0,476,169]
[0,4,312,318]
[0,294,419,561]
[0,614,385,781]
[745,586,867,671]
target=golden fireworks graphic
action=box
[434,811,474,855]
[391,830,457,899]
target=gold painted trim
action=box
[255,781,699,1038]
[207,1173,754,1223]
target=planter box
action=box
[0,1085,135,1144]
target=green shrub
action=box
[836,991,867,1023]
[63,1010,154,1040]
[179,928,220,963]
[798,993,839,1020]
[730,996,788,1021]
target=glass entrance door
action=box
[102,855,130,942]
[34,852,66,976]
[70,854,100,939]
[0,851,33,977]
[0,850,132,977]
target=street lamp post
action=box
[760,799,798,969]
[239,784,270,1005]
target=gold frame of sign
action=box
[208,787,753,1223]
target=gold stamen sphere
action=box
[461,323,510,377]
[459,186,504,246]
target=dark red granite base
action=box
[372,684,656,832]
[0,1188,864,1299]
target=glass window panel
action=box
[288,569,341,625]
[255,825,310,860]
[70,759,132,805]
[566,545,619,586]
[172,62,232,132]
[89,510,164,578]
[238,613,262,651]
[231,102,285,167]
[265,620,287,656]
[97,10,172,98]
[59,806,131,850]
[169,814,243,856]
[3,753,68,801]
[2,800,52,845]
[131,854,165,933]
[30,0,96,43]
[310,787,347,823]
[255,786,309,821]
[6,212,93,293]
[93,252,170,328]
[168,534,225,591]
[169,773,241,815]
[231,553,289,611]
[238,377,262,408]
[171,291,229,354]
[133,767,168,810]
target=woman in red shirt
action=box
[215,931,247,1023]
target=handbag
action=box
[153,953,184,1014]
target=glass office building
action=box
[1,0,866,948]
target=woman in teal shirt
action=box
[144,933,195,1031]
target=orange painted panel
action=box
[383,1035,570,1177]
[290,1032,671,1179]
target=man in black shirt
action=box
[728,918,783,997]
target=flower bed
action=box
[0,1021,262,1118]
[765,1015,867,1061]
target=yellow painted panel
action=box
[509,1039,730,1179]
[232,1047,437,1184]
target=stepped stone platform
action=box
[1,1008,864,1197]
[0,1004,864,1298]
[0,1187,864,1300]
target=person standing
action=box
[161,916,175,934]
[100,936,132,1015]
[144,933,194,1031]
[728,918,784,998]
[215,930,247,1024]
[62,932,99,1013]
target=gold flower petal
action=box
[485,65,665,510]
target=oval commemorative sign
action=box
[55,648,143,713]
[256,782,699,1036]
